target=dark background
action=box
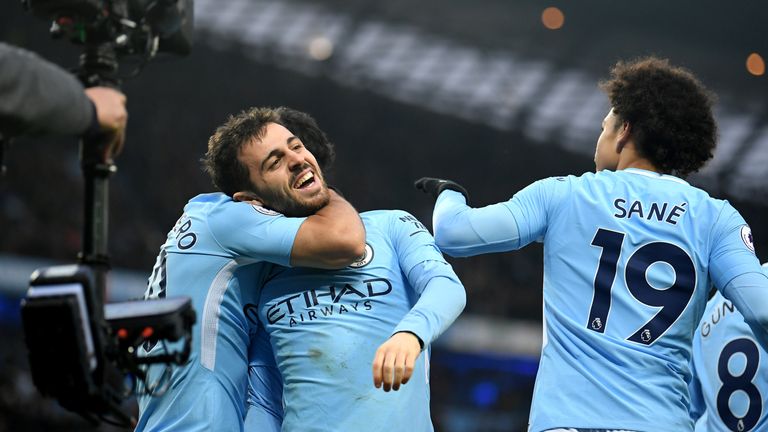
[1,0,766,430]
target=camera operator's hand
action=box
[85,87,128,156]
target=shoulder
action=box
[185,192,230,208]
[361,209,419,225]
[361,209,430,239]
[195,193,292,231]
[528,174,581,192]
[511,174,579,206]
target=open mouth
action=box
[293,171,317,189]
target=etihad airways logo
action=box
[265,278,393,327]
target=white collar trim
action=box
[624,168,689,185]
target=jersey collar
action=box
[623,168,689,185]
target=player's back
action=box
[136,193,298,432]
[530,168,735,432]
[690,268,768,432]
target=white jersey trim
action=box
[201,259,239,371]
[624,168,688,185]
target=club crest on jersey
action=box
[349,243,374,268]
[251,204,280,216]
[741,225,755,253]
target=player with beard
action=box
[244,136,467,432]
[136,107,365,431]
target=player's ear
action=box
[232,190,262,204]
[615,121,632,153]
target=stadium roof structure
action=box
[195,0,768,203]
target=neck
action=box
[615,140,661,173]
[617,158,659,173]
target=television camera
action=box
[18,0,195,426]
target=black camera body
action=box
[23,0,193,86]
[21,264,196,426]
[23,0,193,55]
[21,264,195,424]
[22,265,120,416]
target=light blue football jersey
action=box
[247,210,465,432]
[689,264,768,432]
[432,168,768,432]
[136,193,305,432]
[244,323,283,432]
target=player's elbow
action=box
[326,236,367,268]
[433,222,471,257]
[315,225,366,268]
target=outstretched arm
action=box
[709,207,768,351]
[416,176,562,257]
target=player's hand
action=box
[372,331,423,392]
[85,87,128,156]
[414,177,468,200]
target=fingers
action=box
[374,349,401,392]
[110,129,126,157]
[392,351,417,391]
[85,87,128,132]
[372,348,384,389]
[401,354,415,386]
[372,333,422,392]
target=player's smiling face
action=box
[594,108,622,171]
[239,122,330,216]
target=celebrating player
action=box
[245,136,467,432]
[415,57,768,431]
[136,107,365,431]
[689,263,768,432]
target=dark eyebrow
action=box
[260,148,282,171]
[260,136,299,171]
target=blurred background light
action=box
[471,381,500,408]
[746,52,765,76]
[541,7,565,30]
[308,36,334,61]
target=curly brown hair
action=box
[202,107,335,197]
[599,57,717,176]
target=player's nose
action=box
[285,149,305,169]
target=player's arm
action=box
[0,42,93,136]
[289,189,366,269]
[709,208,768,351]
[209,190,364,269]
[372,211,466,392]
[415,177,563,257]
